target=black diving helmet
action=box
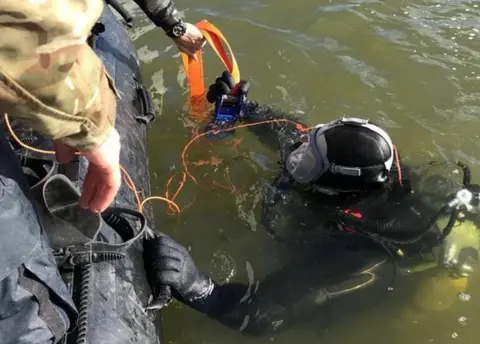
[286,117,395,188]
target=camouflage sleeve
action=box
[0,0,118,151]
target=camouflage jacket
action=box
[0,0,117,151]
[0,0,182,151]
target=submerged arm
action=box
[185,242,394,335]
[240,102,307,153]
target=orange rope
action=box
[6,112,404,215]
[181,120,308,185]
[4,113,310,216]
[4,113,180,215]
[393,145,403,186]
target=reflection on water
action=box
[119,0,479,343]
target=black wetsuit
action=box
[180,102,460,335]
[132,0,182,29]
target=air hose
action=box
[340,203,458,245]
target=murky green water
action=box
[120,0,479,343]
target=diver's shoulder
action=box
[243,101,307,127]
[243,101,272,114]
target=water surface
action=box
[120,0,479,343]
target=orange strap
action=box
[181,20,240,119]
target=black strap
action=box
[17,265,67,343]
[53,207,147,267]
[102,208,136,242]
[330,163,387,183]
[330,164,362,177]
[134,79,157,124]
[20,156,57,191]
[105,0,134,27]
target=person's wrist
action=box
[61,117,116,154]
[176,270,215,303]
[164,20,187,38]
[157,7,182,32]
[80,125,117,154]
[81,128,121,172]
[59,126,110,153]
[181,277,216,308]
[182,279,226,316]
[189,276,215,301]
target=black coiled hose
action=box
[341,203,456,245]
[75,263,92,344]
[358,217,402,233]
[457,161,480,210]
[70,252,126,265]
[71,207,146,343]
[458,161,471,187]
[439,208,461,241]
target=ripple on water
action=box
[210,250,237,283]
[337,55,389,88]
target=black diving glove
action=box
[204,71,250,139]
[143,232,215,303]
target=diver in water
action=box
[143,72,480,335]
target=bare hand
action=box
[54,128,122,213]
[173,22,206,59]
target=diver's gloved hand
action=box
[143,232,214,302]
[206,71,250,103]
[203,71,250,139]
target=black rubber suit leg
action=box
[0,133,77,344]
